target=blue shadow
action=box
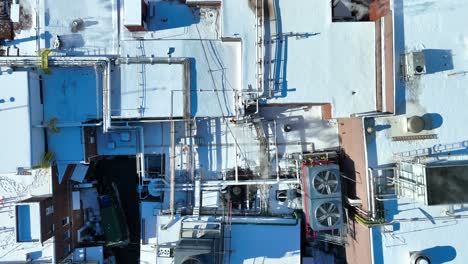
[423,49,454,74]
[189,58,198,116]
[423,246,457,264]
[422,113,443,130]
[146,2,200,31]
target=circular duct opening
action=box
[410,251,431,264]
[231,186,242,196]
[276,190,288,202]
[71,18,85,33]
[415,65,424,73]
[283,124,293,132]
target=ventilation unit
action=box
[387,115,437,142]
[403,51,426,79]
[304,164,344,231]
[310,199,344,231]
[306,164,341,199]
[397,162,468,206]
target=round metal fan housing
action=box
[315,202,341,227]
[313,170,339,195]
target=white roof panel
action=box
[229,222,301,264]
[0,72,32,173]
[124,0,143,26]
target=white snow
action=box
[228,222,301,264]
[43,0,119,55]
[118,63,186,118]
[0,71,44,173]
[123,0,143,27]
[222,0,376,118]
[0,169,53,262]
[369,1,468,263]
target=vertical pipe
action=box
[235,143,239,183]
[169,121,176,219]
[368,168,376,219]
[274,120,279,181]
[295,159,299,182]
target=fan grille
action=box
[313,170,339,195]
[315,202,341,227]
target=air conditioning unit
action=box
[304,164,344,231]
[310,199,344,231]
[305,164,341,199]
[403,51,426,78]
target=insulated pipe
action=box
[202,179,299,187]
[103,61,112,132]
[0,56,111,67]
[274,120,280,181]
[367,168,377,219]
[115,56,189,65]
[149,178,300,191]
[169,121,176,220]
[33,122,103,128]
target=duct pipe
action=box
[0,56,111,67]
[367,168,377,219]
[274,120,280,181]
[169,121,176,220]
[34,122,103,128]
[115,56,189,65]
[149,178,300,191]
[202,179,299,187]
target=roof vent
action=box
[410,251,431,264]
[403,51,426,79]
[407,116,425,133]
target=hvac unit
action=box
[387,115,438,142]
[304,163,344,231]
[403,51,426,78]
[306,164,341,199]
[310,199,344,231]
[397,162,468,206]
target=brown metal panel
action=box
[51,164,84,262]
[338,117,373,264]
[369,0,390,21]
[345,220,372,264]
[384,11,395,113]
[338,117,369,211]
[375,19,383,112]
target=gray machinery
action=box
[304,164,344,231]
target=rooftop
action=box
[1,0,466,264]
[366,1,468,263]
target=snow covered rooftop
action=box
[366,1,468,263]
[0,71,44,173]
[229,220,301,264]
[0,169,53,262]
[222,0,377,117]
